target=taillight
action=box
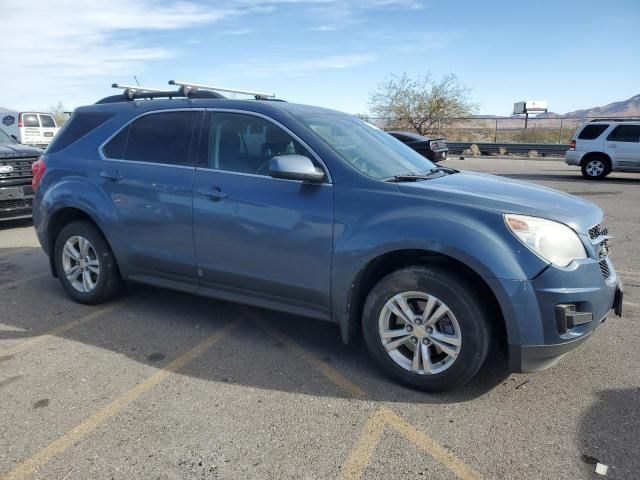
[31,157,46,191]
[18,118,23,128]
[570,140,576,151]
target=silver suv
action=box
[565,120,640,179]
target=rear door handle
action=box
[196,187,227,201]
[100,170,123,181]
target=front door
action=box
[95,110,203,288]
[192,111,333,317]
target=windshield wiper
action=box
[384,167,458,182]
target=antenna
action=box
[133,75,141,86]
[169,80,275,99]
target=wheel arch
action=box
[46,207,119,278]
[341,249,508,351]
[581,151,612,166]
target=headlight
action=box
[504,214,587,267]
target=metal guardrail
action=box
[445,142,569,156]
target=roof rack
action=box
[169,80,276,100]
[96,80,276,104]
[589,118,640,122]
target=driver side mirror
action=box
[269,155,325,183]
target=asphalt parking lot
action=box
[1,158,638,480]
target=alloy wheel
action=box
[378,291,462,375]
[61,235,100,293]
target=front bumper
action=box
[500,258,622,373]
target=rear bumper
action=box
[564,151,581,166]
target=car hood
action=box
[0,142,43,158]
[397,170,602,233]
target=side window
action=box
[578,124,608,140]
[103,111,201,166]
[39,114,56,128]
[606,125,640,143]
[205,112,312,175]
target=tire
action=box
[581,155,611,180]
[54,220,121,304]
[362,265,491,392]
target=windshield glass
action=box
[299,114,436,179]
[0,128,16,144]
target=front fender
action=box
[331,180,549,345]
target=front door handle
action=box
[100,170,123,181]
[196,187,227,201]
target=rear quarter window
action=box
[578,124,609,140]
[45,112,116,154]
[606,125,640,142]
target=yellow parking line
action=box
[248,314,367,399]
[339,410,386,480]
[341,408,483,480]
[0,320,239,480]
[245,309,482,480]
[0,272,49,290]
[381,407,483,480]
[0,304,121,358]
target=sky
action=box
[0,0,638,116]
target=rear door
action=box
[97,109,203,289]
[192,111,334,316]
[19,113,42,146]
[605,125,640,169]
[38,114,59,145]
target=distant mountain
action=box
[539,94,640,118]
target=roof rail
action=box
[95,82,225,104]
[169,80,275,100]
[589,118,640,123]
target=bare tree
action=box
[48,101,70,126]
[368,73,478,135]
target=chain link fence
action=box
[368,116,640,144]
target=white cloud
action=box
[218,53,376,78]
[0,0,424,109]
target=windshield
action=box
[0,129,16,144]
[299,114,436,179]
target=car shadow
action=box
[2,253,510,405]
[578,389,640,479]
[0,218,33,231]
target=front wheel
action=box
[54,221,121,304]
[362,265,491,392]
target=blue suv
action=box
[32,83,623,391]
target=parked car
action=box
[32,83,622,392]
[0,109,60,148]
[0,128,42,221]
[565,119,640,179]
[388,131,448,162]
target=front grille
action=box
[599,259,611,279]
[0,157,38,180]
[588,223,608,240]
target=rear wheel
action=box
[362,265,491,392]
[54,221,121,304]
[581,156,611,180]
